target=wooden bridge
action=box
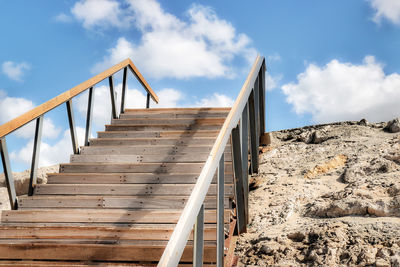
[0,56,266,266]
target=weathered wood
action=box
[111,118,225,125]
[34,184,234,196]
[1,209,230,224]
[80,145,230,155]
[105,124,223,131]
[0,261,216,267]
[120,112,229,119]
[0,58,158,138]
[0,224,218,241]
[97,130,220,138]
[18,195,230,209]
[46,173,234,184]
[89,137,217,146]
[124,107,230,114]
[59,162,233,174]
[71,152,232,163]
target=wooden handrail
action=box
[0,58,158,138]
[158,55,265,266]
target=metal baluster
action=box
[0,137,17,209]
[28,116,44,196]
[231,125,246,233]
[120,67,128,115]
[217,154,225,267]
[66,100,79,154]
[259,63,266,134]
[146,92,150,109]
[248,90,259,174]
[109,76,117,119]
[85,87,94,146]
[254,76,260,139]
[193,204,204,266]
[240,103,249,223]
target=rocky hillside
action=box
[235,119,400,266]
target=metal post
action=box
[66,100,79,154]
[28,116,44,196]
[248,90,259,174]
[109,76,117,119]
[85,87,94,146]
[120,67,128,115]
[240,103,249,223]
[0,138,17,209]
[259,62,266,134]
[193,204,204,266]
[254,76,260,139]
[146,92,150,109]
[231,125,246,234]
[217,154,225,267]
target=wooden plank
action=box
[0,241,217,262]
[88,137,217,146]
[124,107,230,114]
[46,173,234,184]
[18,195,230,209]
[34,184,234,196]
[0,59,158,138]
[59,162,234,174]
[0,261,215,267]
[1,209,231,224]
[0,224,218,241]
[97,130,220,138]
[79,145,231,155]
[111,118,225,125]
[70,153,232,163]
[119,112,228,119]
[105,124,223,131]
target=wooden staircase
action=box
[0,108,235,266]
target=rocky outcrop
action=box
[235,120,400,266]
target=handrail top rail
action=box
[0,58,158,138]
[158,54,265,266]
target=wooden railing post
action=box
[0,138,17,209]
[28,116,44,196]
[217,154,225,267]
[66,100,79,154]
[109,76,117,119]
[193,204,204,266]
[120,67,128,115]
[232,125,246,234]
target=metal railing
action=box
[0,58,158,210]
[158,55,266,266]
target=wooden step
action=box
[79,145,230,155]
[59,162,233,174]
[18,195,230,209]
[111,118,225,125]
[46,173,234,184]
[34,184,234,196]
[105,124,223,131]
[1,209,230,224]
[0,223,218,240]
[97,130,220,138]
[70,153,232,163]
[120,112,228,119]
[0,240,217,262]
[0,261,215,267]
[88,137,217,146]
[124,107,230,114]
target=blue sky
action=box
[1,0,400,171]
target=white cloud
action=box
[369,0,400,25]
[90,0,255,79]
[281,56,400,123]
[10,127,85,167]
[266,73,283,91]
[267,53,281,63]
[0,90,60,139]
[54,13,73,23]
[195,93,234,107]
[1,61,30,82]
[70,0,128,29]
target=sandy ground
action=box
[235,120,400,266]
